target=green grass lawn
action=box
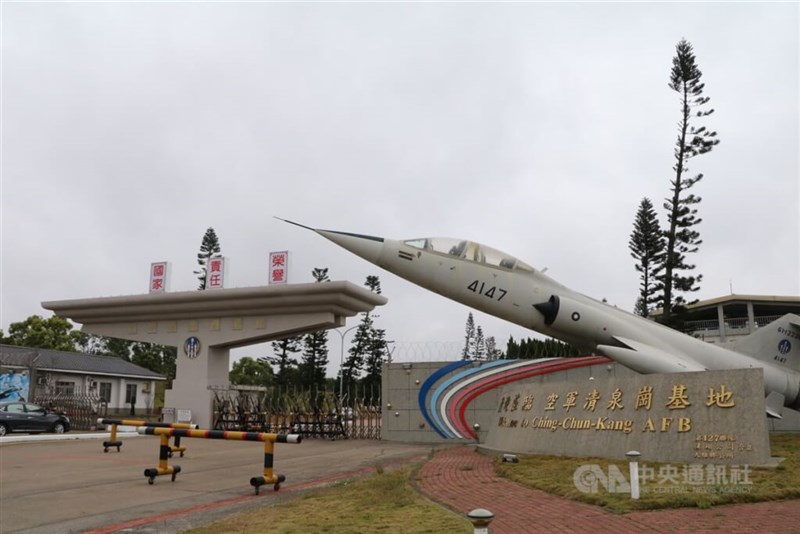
[187,433,799,532]
[187,467,472,534]
[495,432,800,513]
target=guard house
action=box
[43,282,387,428]
[672,294,800,344]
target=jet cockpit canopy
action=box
[403,237,535,273]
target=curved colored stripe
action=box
[454,356,610,439]
[417,359,473,438]
[430,359,516,438]
[448,356,605,438]
[437,359,560,438]
[456,356,612,439]
[444,358,577,438]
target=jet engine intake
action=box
[534,294,626,347]
[533,295,559,326]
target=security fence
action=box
[210,384,382,440]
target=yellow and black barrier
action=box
[137,427,301,493]
[97,418,198,454]
[143,431,182,484]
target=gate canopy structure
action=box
[43,282,387,428]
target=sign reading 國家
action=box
[484,368,770,465]
[149,261,169,293]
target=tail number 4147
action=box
[467,280,507,301]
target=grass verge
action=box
[186,433,799,532]
[494,432,800,514]
[186,467,471,534]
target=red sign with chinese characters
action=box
[269,251,289,284]
[149,261,169,293]
[206,256,226,289]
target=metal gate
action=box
[33,391,103,431]
[210,384,382,440]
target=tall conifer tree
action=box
[629,197,665,317]
[358,275,389,392]
[269,336,302,386]
[194,227,222,290]
[660,39,719,320]
[299,268,330,388]
[462,313,476,359]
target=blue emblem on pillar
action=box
[184,336,201,359]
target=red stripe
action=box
[455,356,611,439]
[447,357,603,437]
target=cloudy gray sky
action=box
[2,2,798,373]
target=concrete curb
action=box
[0,431,139,444]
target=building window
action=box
[55,381,75,395]
[125,384,137,404]
[99,382,112,403]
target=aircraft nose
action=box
[316,229,385,264]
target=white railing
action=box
[684,315,783,335]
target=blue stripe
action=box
[418,360,472,438]
[430,359,514,438]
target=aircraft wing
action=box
[596,336,707,375]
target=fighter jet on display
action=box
[280,219,800,417]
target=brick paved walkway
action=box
[415,446,800,534]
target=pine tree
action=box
[359,275,389,392]
[462,313,476,359]
[629,198,665,317]
[362,323,388,392]
[485,336,502,360]
[194,227,222,290]
[660,39,719,320]
[505,336,582,359]
[475,326,486,360]
[299,268,330,388]
[342,314,371,390]
[269,336,302,386]
[505,335,520,359]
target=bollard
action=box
[249,433,301,494]
[143,432,181,484]
[103,420,122,453]
[626,450,641,500]
[138,427,301,493]
[467,508,494,534]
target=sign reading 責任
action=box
[484,368,770,465]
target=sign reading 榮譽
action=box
[484,368,771,465]
[269,251,289,285]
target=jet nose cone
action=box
[316,229,384,264]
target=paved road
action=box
[0,434,433,534]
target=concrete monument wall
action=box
[484,367,771,465]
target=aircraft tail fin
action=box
[727,313,800,372]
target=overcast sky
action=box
[2,2,798,374]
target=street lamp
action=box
[333,325,359,399]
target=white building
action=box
[0,344,166,414]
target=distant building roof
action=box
[0,344,166,380]
[651,294,800,321]
[685,294,800,311]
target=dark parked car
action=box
[0,402,70,436]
